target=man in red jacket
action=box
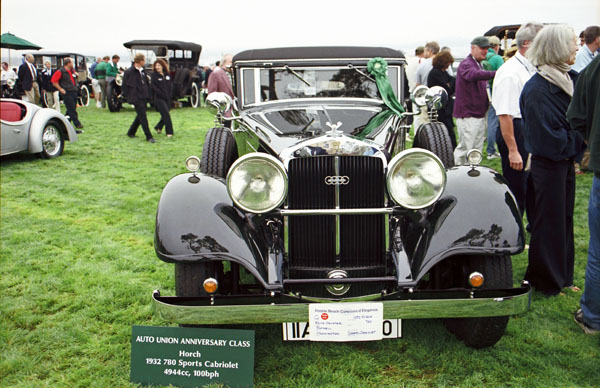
[452,36,496,165]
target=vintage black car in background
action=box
[23,51,92,107]
[152,47,531,348]
[106,40,203,112]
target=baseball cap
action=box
[488,36,501,46]
[471,36,492,48]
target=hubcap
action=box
[42,125,61,156]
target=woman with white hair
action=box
[519,24,587,296]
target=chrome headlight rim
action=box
[386,148,447,210]
[185,155,201,173]
[226,152,288,214]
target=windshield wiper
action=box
[284,65,311,86]
[347,64,375,82]
[284,118,317,136]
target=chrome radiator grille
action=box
[287,156,386,274]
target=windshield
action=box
[240,66,399,105]
[251,106,384,137]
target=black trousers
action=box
[154,99,173,135]
[63,90,81,126]
[525,157,576,294]
[127,103,152,140]
[496,118,535,223]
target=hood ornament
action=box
[326,121,343,137]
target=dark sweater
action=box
[150,71,173,102]
[520,71,586,162]
[567,55,600,177]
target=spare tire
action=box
[200,127,238,178]
[413,122,455,168]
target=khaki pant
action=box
[24,81,40,104]
[454,117,486,165]
[98,78,107,108]
[45,90,60,112]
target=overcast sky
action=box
[2,0,599,66]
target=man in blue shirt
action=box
[573,26,599,73]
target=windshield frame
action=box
[236,65,403,109]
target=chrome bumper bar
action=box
[152,283,531,325]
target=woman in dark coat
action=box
[519,25,586,296]
[151,59,174,137]
[427,50,457,149]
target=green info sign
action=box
[130,325,254,388]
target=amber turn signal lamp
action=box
[468,272,484,288]
[203,278,218,294]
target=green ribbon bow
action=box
[357,57,406,139]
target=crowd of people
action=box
[1,52,235,142]
[407,23,600,335]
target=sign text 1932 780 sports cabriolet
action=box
[151,47,530,348]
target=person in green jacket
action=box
[483,36,505,159]
[106,54,120,80]
[95,56,109,108]
[567,54,600,335]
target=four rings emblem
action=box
[324,175,350,185]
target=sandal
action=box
[567,285,581,292]
[155,127,162,134]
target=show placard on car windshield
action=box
[130,325,254,388]
[283,303,400,342]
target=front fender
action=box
[154,173,274,289]
[28,109,77,153]
[409,166,525,281]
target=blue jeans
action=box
[486,104,499,155]
[580,175,600,330]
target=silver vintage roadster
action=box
[1,98,78,158]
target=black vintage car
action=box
[152,47,531,348]
[106,40,203,112]
[23,51,92,107]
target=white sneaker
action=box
[487,152,500,160]
[96,102,102,108]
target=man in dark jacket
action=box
[18,54,41,104]
[567,54,600,335]
[123,53,154,143]
[51,58,83,131]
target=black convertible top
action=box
[123,40,202,52]
[234,46,405,64]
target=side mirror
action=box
[206,92,233,114]
[425,86,448,110]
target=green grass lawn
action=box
[1,105,598,388]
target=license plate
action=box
[282,319,402,341]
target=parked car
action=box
[151,46,531,348]
[1,98,78,158]
[106,40,203,112]
[23,51,92,107]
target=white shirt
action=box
[491,52,535,119]
[1,68,17,82]
[405,56,423,92]
[415,57,433,86]
[572,44,596,73]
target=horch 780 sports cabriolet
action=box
[151,47,531,348]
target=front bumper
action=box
[152,283,531,324]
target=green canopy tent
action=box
[1,32,42,65]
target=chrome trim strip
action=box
[152,285,531,325]
[334,156,341,256]
[278,208,394,215]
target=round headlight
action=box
[467,149,483,165]
[387,149,446,209]
[185,156,201,172]
[227,153,288,213]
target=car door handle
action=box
[13,129,21,133]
